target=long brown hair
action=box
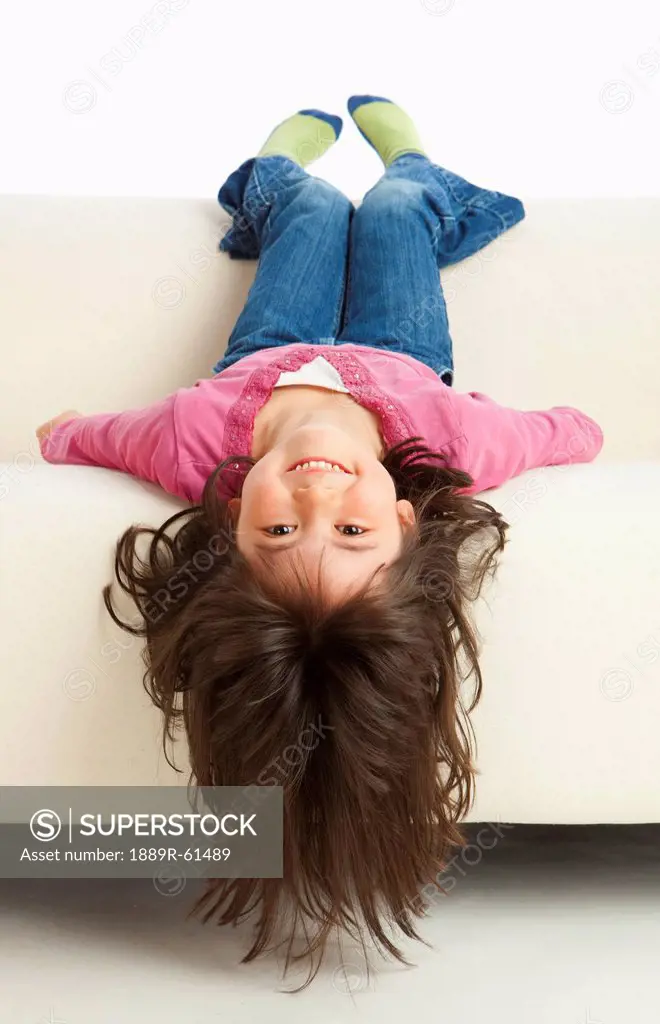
[103,439,507,988]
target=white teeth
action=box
[292,460,347,472]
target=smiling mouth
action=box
[286,458,353,474]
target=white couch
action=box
[1,194,659,822]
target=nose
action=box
[292,481,342,507]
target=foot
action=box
[347,95,426,167]
[257,109,343,168]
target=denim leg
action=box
[336,153,525,384]
[212,156,354,374]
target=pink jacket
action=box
[39,344,604,504]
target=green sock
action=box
[347,95,427,167]
[257,109,343,168]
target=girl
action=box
[37,96,603,986]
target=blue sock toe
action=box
[298,109,343,139]
[347,94,394,116]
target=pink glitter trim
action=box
[222,346,417,458]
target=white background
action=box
[1,0,658,198]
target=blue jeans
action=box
[211,153,525,386]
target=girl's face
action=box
[230,422,415,601]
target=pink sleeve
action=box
[39,394,181,497]
[452,391,604,493]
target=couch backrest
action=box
[1,195,659,463]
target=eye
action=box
[336,525,366,536]
[264,525,297,536]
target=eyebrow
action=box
[253,541,380,554]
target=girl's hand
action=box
[36,410,82,444]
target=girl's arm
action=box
[452,391,604,493]
[37,393,181,497]
[36,410,83,444]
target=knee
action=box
[297,176,353,219]
[357,178,426,219]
